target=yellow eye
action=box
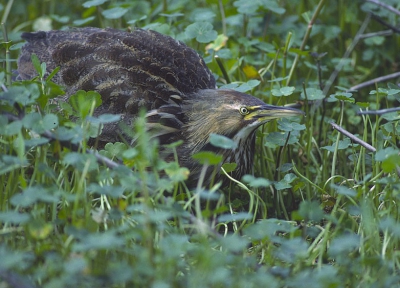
[239,107,249,115]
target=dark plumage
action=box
[18,27,304,185]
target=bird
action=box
[17,27,304,186]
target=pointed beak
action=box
[244,105,305,122]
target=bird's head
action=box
[182,89,304,153]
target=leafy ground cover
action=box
[1,0,400,287]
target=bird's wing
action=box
[18,27,216,113]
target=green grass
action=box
[1,0,400,287]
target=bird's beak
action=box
[245,105,305,122]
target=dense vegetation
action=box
[1,0,400,287]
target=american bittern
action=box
[18,27,304,185]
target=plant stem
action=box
[287,0,327,86]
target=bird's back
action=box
[18,27,216,144]
[18,27,216,112]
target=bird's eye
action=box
[239,107,249,115]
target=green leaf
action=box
[164,162,190,182]
[24,137,50,147]
[0,155,28,176]
[28,220,53,240]
[191,8,216,22]
[209,133,237,149]
[288,48,309,56]
[62,152,99,172]
[87,114,121,124]
[215,48,232,59]
[0,245,34,270]
[1,85,40,106]
[73,230,125,251]
[364,35,385,46]
[192,151,223,165]
[102,7,128,19]
[159,235,190,258]
[380,217,400,238]
[328,234,360,256]
[2,121,22,136]
[46,66,60,82]
[233,0,286,15]
[321,138,352,152]
[381,154,400,172]
[127,15,147,25]
[69,90,102,119]
[73,16,95,26]
[22,112,40,128]
[387,89,400,96]
[328,91,354,103]
[11,187,41,207]
[278,163,293,172]
[219,83,239,90]
[271,86,295,97]
[42,114,59,130]
[82,0,108,8]
[375,147,399,161]
[22,113,58,134]
[246,79,261,88]
[268,77,288,83]
[234,0,259,14]
[220,80,260,93]
[103,142,128,158]
[88,183,125,198]
[265,131,299,147]
[278,119,306,132]
[298,200,324,222]
[160,12,184,18]
[122,148,139,159]
[331,184,357,197]
[40,62,47,78]
[300,88,325,100]
[222,163,237,173]
[274,173,297,190]
[381,112,400,121]
[244,218,297,240]
[0,211,31,224]
[236,81,260,92]
[356,102,370,108]
[275,238,308,263]
[10,42,25,50]
[31,54,43,77]
[185,22,218,43]
[51,14,70,23]
[217,212,253,223]
[263,0,285,14]
[53,126,84,144]
[242,174,271,187]
[218,234,249,253]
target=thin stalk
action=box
[302,83,313,199]
[0,0,14,24]
[287,0,327,85]
[282,32,292,86]
[316,194,343,269]
[330,101,344,189]
[1,23,11,86]
[323,13,371,95]
[215,56,231,84]
[221,167,267,224]
[218,0,227,36]
[291,162,326,194]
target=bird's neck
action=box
[228,129,257,179]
